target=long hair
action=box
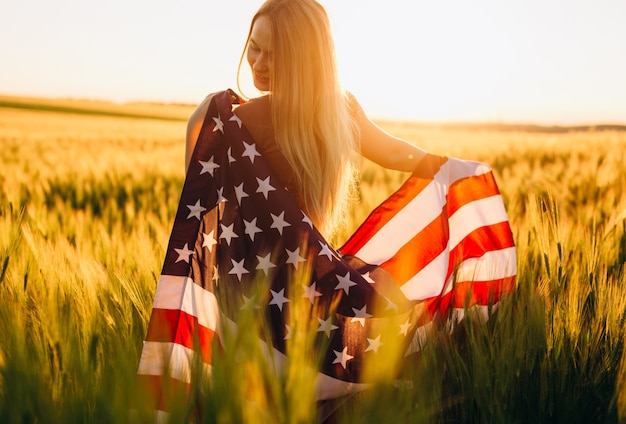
[238,0,358,238]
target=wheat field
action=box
[1,96,625,423]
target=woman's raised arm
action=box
[352,95,428,172]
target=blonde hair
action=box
[238,0,358,238]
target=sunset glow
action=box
[1,0,624,124]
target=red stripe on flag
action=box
[340,177,431,255]
[136,374,198,417]
[379,210,448,284]
[447,172,501,216]
[419,297,443,324]
[436,277,516,317]
[448,278,516,308]
[145,308,215,363]
[419,276,515,324]
[446,221,516,280]
[341,155,448,256]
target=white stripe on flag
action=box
[353,179,442,265]
[401,247,517,301]
[439,246,517,297]
[446,306,491,327]
[137,341,211,383]
[400,249,448,300]
[448,195,509,248]
[353,159,492,266]
[315,374,370,401]
[441,159,492,183]
[404,304,494,356]
[153,274,219,331]
[404,321,434,356]
[398,193,513,301]
[453,246,517,284]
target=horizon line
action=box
[1,91,625,129]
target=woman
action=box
[138,0,516,420]
[185,0,428,239]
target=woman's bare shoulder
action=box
[233,95,271,128]
[234,95,269,115]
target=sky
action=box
[1,0,625,124]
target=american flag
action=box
[137,90,516,416]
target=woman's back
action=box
[233,95,305,208]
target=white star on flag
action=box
[174,243,194,263]
[202,230,217,252]
[399,319,411,336]
[269,288,290,311]
[241,294,261,310]
[219,223,239,245]
[217,187,228,203]
[244,217,263,241]
[270,211,291,235]
[227,147,235,164]
[212,265,219,284]
[318,241,334,261]
[242,141,261,163]
[301,211,313,228]
[234,183,249,205]
[228,258,249,281]
[334,271,357,295]
[302,282,322,304]
[256,252,276,276]
[256,176,276,199]
[350,305,373,327]
[212,114,224,133]
[199,157,220,176]
[365,335,383,354]
[229,114,242,128]
[362,272,375,284]
[332,346,354,369]
[285,247,306,269]
[284,324,292,340]
[317,316,339,338]
[186,199,206,220]
[384,296,399,312]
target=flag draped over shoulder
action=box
[137,90,516,416]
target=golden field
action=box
[1,95,625,422]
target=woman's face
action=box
[247,16,273,91]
